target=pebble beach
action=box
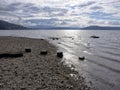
[0,36,90,90]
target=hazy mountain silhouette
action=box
[82,26,120,30]
[31,25,120,30]
[0,20,120,30]
[0,20,27,30]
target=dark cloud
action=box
[23,18,73,27]
[24,19,58,27]
[0,2,68,16]
[0,2,23,11]
[90,6,103,10]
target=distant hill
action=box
[31,25,120,30]
[82,26,120,30]
[30,25,82,30]
[1,20,120,30]
[0,20,28,30]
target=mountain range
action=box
[0,20,120,30]
[82,26,120,30]
[0,20,27,30]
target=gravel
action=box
[0,36,90,90]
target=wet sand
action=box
[0,36,90,90]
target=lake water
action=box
[0,30,120,90]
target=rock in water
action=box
[79,56,85,61]
[90,35,99,38]
[20,88,26,90]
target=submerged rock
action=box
[49,37,59,40]
[90,35,100,38]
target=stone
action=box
[79,56,85,61]
[57,52,63,58]
[90,35,99,38]
[40,50,48,55]
[25,48,31,53]
[40,39,44,40]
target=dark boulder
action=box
[90,35,99,38]
[79,56,85,61]
[57,52,63,58]
[40,50,48,55]
[40,39,44,40]
[25,48,31,53]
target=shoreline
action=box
[0,36,90,90]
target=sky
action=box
[0,0,120,27]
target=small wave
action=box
[97,55,120,64]
[101,50,120,57]
[83,50,93,55]
[99,45,120,51]
[60,42,73,48]
[86,58,120,74]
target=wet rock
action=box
[58,42,61,44]
[40,50,48,55]
[61,81,64,84]
[40,39,44,40]
[50,37,59,40]
[57,52,63,58]
[25,48,31,53]
[90,35,99,38]
[0,53,23,59]
[79,56,85,61]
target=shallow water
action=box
[0,30,120,90]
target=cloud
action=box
[90,6,103,10]
[0,0,120,27]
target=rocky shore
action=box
[0,36,90,90]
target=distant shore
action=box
[0,36,90,90]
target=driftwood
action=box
[0,52,23,59]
